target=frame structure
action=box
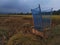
[31,5,53,32]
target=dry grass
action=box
[8,15,60,19]
[0,15,60,45]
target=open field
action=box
[0,15,60,19]
[0,15,60,45]
[0,15,60,24]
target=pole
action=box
[50,8,53,28]
[39,4,41,12]
[39,4,43,31]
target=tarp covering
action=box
[31,5,52,32]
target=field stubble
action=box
[0,15,60,45]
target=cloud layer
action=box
[0,0,60,13]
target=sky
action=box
[0,0,60,13]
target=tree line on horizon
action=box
[0,9,60,15]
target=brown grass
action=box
[0,15,60,45]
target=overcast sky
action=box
[0,0,60,13]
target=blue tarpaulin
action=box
[31,6,43,31]
[31,5,52,32]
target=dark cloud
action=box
[0,0,60,13]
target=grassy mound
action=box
[7,32,43,45]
